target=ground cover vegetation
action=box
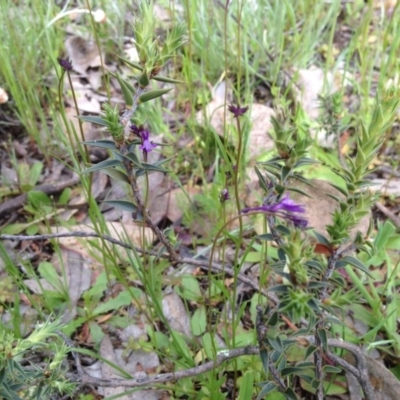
[1,0,400,399]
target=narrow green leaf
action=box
[268,285,290,294]
[281,166,291,182]
[78,116,109,126]
[29,162,43,187]
[294,157,319,168]
[27,191,51,209]
[138,88,172,103]
[323,365,342,374]
[260,349,269,374]
[325,192,343,203]
[328,182,348,196]
[304,260,323,271]
[286,186,313,198]
[254,165,271,193]
[138,162,169,173]
[317,328,328,352]
[112,72,134,108]
[153,75,185,84]
[342,255,373,277]
[275,225,291,236]
[123,151,143,168]
[238,371,255,400]
[256,382,276,400]
[103,200,138,213]
[82,140,117,150]
[281,366,308,377]
[102,168,130,183]
[115,54,143,71]
[191,306,207,336]
[268,336,283,353]
[313,232,331,247]
[257,233,275,241]
[283,387,298,400]
[93,290,133,315]
[83,159,123,173]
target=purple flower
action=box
[130,124,143,136]
[57,57,73,71]
[228,104,249,118]
[139,130,157,153]
[220,188,230,203]
[242,193,308,228]
[270,194,305,213]
[130,124,157,153]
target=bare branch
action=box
[0,231,279,305]
[73,346,260,388]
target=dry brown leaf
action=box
[371,178,400,197]
[98,335,164,400]
[52,250,92,323]
[162,292,191,337]
[65,35,102,76]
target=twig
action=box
[375,201,400,229]
[73,346,260,388]
[0,175,80,216]
[0,231,279,305]
[61,337,373,397]
[299,336,374,400]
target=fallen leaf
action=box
[196,81,275,160]
[162,292,191,337]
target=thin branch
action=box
[73,346,260,388]
[0,175,80,216]
[0,231,279,305]
[299,336,374,400]
[375,201,400,229]
[60,337,374,398]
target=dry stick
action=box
[313,241,357,399]
[63,338,373,394]
[69,346,259,388]
[300,337,375,400]
[0,231,279,305]
[0,175,80,216]
[375,201,400,228]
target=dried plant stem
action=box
[62,337,374,396]
[72,346,259,388]
[0,232,275,303]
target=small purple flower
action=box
[220,188,230,203]
[130,124,157,153]
[242,193,308,228]
[139,129,157,153]
[130,124,143,136]
[57,57,73,71]
[228,104,249,118]
[270,194,305,213]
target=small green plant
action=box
[0,318,75,399]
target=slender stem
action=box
[85,0,110,103]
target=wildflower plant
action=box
[79,1,186,261]
[2,1,397,399]
[0,318,75,399]
[247,89,400,399]
[73,3,398,398]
